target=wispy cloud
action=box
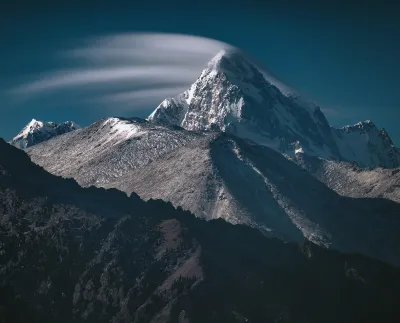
[12,33,232,111]
[90,86,189,112]
[99,86,189,103]
[67,33,230,65]
[14,66,197,93]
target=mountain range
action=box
[10,50,400,267]
[3,47,400,322]
[1,139,400,323]
[148,50,400,168]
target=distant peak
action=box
[341,120,378,132]
[11,119,80,149]
[62,121,81,129]
[15,119,46,139]
[362,120,376,127]
[26,118,44,128]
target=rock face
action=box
[10,119,80,149]
[2,139,400,323]
[25,120,400,266]
[148,50,400,168]
[295,151,400,203]
[26,117,202,187]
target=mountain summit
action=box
[10,119,80,149]
[148,50,400,168]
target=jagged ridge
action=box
[10,118,80,149]
[25,118,400,266]
[148,50,400,168]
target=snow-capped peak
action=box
[333,120,399,168]
[147,50,399,168]
[206,49,226,69]
[341,120,377,132]
[148,49,339,158]
[11,119,81,149]
[14,119,46,141]
[28,118,43,127]
[207,49,256,77]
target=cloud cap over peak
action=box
[12,33,233,111]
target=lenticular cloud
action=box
[13,33,232,110]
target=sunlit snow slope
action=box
[148,50,400,168]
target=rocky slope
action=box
[26,117,202,187]
[2,139,400,323]
[25,121,400,266]
[10,119,80,149]
[148,50,400,168]
[105,133,400,266]
[295,152,400,203]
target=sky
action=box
[1,0,400,144]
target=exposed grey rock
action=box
[2,139,400,323]
[26,117,202,187]
[26,123,400,266]
[295,152,400,203]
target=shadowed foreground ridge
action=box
[1,138,400,323]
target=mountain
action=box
[10,118,80,149]
[148,49,400,168]
[332,121,400,168]
[26,117,202,187]
[26,118,400,266]
[295,151,400,203]
[2,138,400,323]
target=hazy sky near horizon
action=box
[1,0,400,144]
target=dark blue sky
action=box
[1,0,400,144]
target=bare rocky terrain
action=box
[2,139,400,323]
[25,121,400,267]
[295,152,400,203]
